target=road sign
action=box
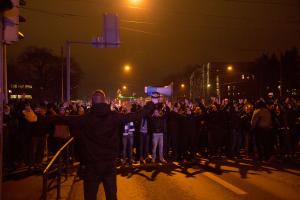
[103,13,120,48]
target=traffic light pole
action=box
[66,40,93,102]
[65,40,118,101]
[66,41,71,102]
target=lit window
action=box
[241,74,245,80]
[10,95,17,99]
[11,84,17,89]
[18,85,24,89]
[25,85,32,89]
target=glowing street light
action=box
[122,85,127,90]
[129,0,142,5]
[227,65,233,72]
[124,65,131,73]
[207,83,211,88]
[180,83,185,89]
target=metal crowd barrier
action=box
[41,137,74,200]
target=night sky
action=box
[8,0,300,99]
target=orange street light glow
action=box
[129,0,142,5]
[227,65,233,71]
[124,65,131,72]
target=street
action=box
[69,158,300,200]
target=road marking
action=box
[203,172,248,195]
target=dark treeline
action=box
[8,46,83,102]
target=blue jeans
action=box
[140,132,149,160]
[152,133,164,161]
[122,134,134,160]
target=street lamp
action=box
[129,0,142,5]
[124,64,131,73]
[227,65,233,72]
[216,65,234,101]
[122,85,127,90]
[180,83,185,89]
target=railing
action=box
[42,137,75,200]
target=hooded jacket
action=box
[60,102,153,163]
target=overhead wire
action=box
[21,1,300,37]
[224,0,300,7]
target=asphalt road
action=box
[69,158,300,200]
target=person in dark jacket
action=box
[32,104,49,168]
[58,90,154,200]
[182,107,198,161]
[149,108,167,163]
[207,104,223,158]
[167,103,181,160]
[139,116,149,164]
[229,103,242,158]
[240,104,253,157]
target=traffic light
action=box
[3,0,19,44]
[3,0,25,44]
[0,0,13,11]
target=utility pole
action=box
[3,43,7,104]
[216,68,220,103]
[66,41,71,101]
[0,13,4,200]
[61,46,64,103]
[279,61,283,97]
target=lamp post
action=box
[215,65,234,102]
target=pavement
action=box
[2,165,76,200]
[2,165,42,200]
[71,158,300,200]
[2,157,300,200]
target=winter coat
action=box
[251,108,272,129]
[149,116,167,134]
[59,102,154,162]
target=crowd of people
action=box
[2,93,300,174]
[115,94,300,165]
[3,99,86,172]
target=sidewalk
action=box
[2,166,77,200]
[3,175,42,200]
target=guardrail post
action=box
[42,174,48,200]
[66,144,70,179]
[57,157,62,199]
[42,137,74,200]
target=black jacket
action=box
[61,103,153,163]
[149,116,166,134]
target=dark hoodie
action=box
[60,103,153,163]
